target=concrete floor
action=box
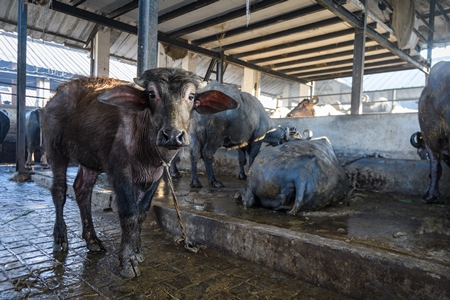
[2,163,450,299]
[0,164,350,299]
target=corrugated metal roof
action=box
[1,0,447,87]
[0,30,136,81]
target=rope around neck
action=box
[155,147,205,253]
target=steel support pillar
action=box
[427,0,435,67]
[216,52,224,83]
[350,2,366,115]
[16,0,27,173]
[137,0,158,76]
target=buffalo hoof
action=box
[209,180,224,188]
[238,173,247,180]
[190,180,203,188]
[119,254,144,278]
[170,172,182,180]
[86,239,106,252]
[41,164,50,169]
[422,196,439,204]
[53,241,68,252]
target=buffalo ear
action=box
[98,85,147,111]
[194,90,239,114]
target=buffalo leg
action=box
[114,180,161,278]
[238,142,262,180]
[424,153,442,203]
[244,188,256,208]
[50,160,69,252]
[237,148,247,180]
[25,148,33,169]
[73,165,104,251]
[189,138,203,188]
[289,181,307,215]
[203,152,223,188]
[169,152,182,179]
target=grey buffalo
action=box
[25,108,48,169]
[243,137,349,215]
[187,81,283,188]
[415,61,450,203]
[42,68,238,278]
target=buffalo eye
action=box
[188,93,195,101]
[149,91,156,99]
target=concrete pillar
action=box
[350,0,367,115]
[36,78,50,107]
[92,27,110,77]
[242,68,261,98]
[181,52,196,73]
[299,83,310,98]
[282,84,291,108]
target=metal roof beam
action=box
[232,27,357,59]
[192,4,326,45]
[305,65,417,82]
[290,59,405,78]
[107,0,138,19]
[45,0,138,34]
[286,52,394,74]
[435,1,450,25]
[213,17,343,52]
[168,0,287,38]
[70,0,87,7]
[0,17,86,44]
[157,33,307,83]
[263,45,388,70]
[248,28,384,64]
[28,0,310,84]
[415,10,434,32]
[315,0,429,73]
[159,0,220,24]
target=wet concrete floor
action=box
[0,164,352,299]
[149,169,450,270]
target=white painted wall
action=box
[273,112,421,160]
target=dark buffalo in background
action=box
[416,61,450,203]
[42,68,238,278]
[0,109,10,151]
[186,81,283,188]
[243,137,349,215]
[25,108,48,169]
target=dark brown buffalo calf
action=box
[43,68,237,278]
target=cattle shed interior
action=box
[1,2,450,298]
[0,0,450,171]
[1,0,450,94]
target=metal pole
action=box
[216,51,224,83]
[350,1,366,115]
[137,0,158,76]
[16,0,27,174]
[427,0,435,70]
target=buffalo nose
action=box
[159,129,185,148]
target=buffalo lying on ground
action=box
[243,137,349,214]
[43,68,238,277]
[415,61,450,203]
